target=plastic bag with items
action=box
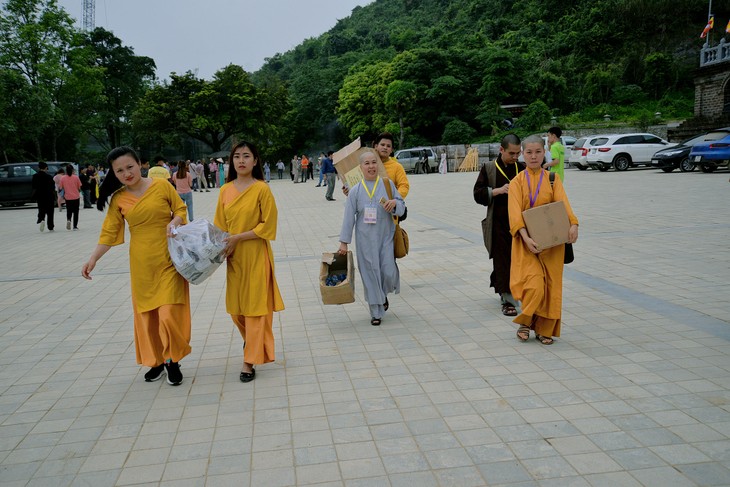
[168,219,228,284]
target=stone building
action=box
[669,38,730,141]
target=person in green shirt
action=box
[545,126,565,182]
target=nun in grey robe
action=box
[339,175,405,323]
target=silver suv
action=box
[393,147,438,173]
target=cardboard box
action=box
[320,251,356,305]
[333,138,389,189]
[522,201,570,250]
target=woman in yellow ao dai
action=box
[214,141,284,383]
[82,147,191,386]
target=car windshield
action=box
[681,131,730,146]
[591,138,609,146]
[573,138,587,148]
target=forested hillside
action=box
[255,0,719,149]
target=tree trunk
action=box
[398,113,405,149]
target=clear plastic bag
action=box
[167,219,228,285]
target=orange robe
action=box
[214,180,284,364]
[508,168,578,337]
[99,179,191,366]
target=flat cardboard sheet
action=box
[522,201,570,250]
[333,138,388,189]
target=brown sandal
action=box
[536,334,554,345]
[502,304,518,316]
[516,326,530,342]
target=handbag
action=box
[383,178,408,258]
[548,172,574,264]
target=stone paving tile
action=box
[1,170,729,485]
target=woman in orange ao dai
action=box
[214,141,284,383]
[81,147,191,385]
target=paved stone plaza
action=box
[1,167,729,486]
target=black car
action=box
[0,162,76,207]
[651,128,730,173]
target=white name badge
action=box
[364,206,377,224]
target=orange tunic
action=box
[98,178,191,365]
[508,168,578,337]
[214,180,284,316]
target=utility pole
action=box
[82,0,95,32]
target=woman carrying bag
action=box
[338,151,405,326]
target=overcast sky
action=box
[57,0,373,80]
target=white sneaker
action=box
[39,221,45,232]
[66,221,71,230]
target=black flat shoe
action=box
[383,298,389,312]
[240,368,255,383]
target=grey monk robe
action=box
[340,177,405,320]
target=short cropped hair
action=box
[548,126,562,138]
[500,134,521,149]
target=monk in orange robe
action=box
[214,141,284,383]
[82,147,191,386]
[508,135,579,345]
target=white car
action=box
[586,133,676,171]
[518,136,576,165]
[569,135,612,170]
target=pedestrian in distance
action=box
[264,162,271,182]
[316,152,325,186]
[59,164,82,230]
[544,126,565,182]
[31,161,56,232]
[214,141,285,383]
[473,134,525,317]
[82,146,191,386]
[338,150,405,326]
[276,160,285,179]
[79,166,93,208]
[321,150,337,201]
[53,168,65,212]
[508,135,578,345]
[174,160,195,222]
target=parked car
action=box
[688,129,730,172]
[0,162,76,207]
[393,147,438,173]
[586,133,676,171]
[568,137,591,171]
[651,128,730,173]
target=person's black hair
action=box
[548,126,562,138]
[327,150,334,157]
[500,134,521,149]
[153,155,165,165]
[374,132,395,146]
[227,141,264,182]
[65,164,74,176]
[97,146,140,211]
[56,168,64,174]
[38,161,47,170]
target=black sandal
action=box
[371,318,381,326]
[240,368,255,382]
[383,298,389,312]
[502,304,518,317]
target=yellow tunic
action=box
[99,178,189,312]
[508,168,578,337]
[214,180,284,316]
[384,157,410,199]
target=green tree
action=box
[385,80,417,148]
[0,0,76,157]
[337,61,392,141]
[82,28,156,150]
[441,118,475,144]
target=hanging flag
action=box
[700,15,714,39]
[726,19,730,34]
